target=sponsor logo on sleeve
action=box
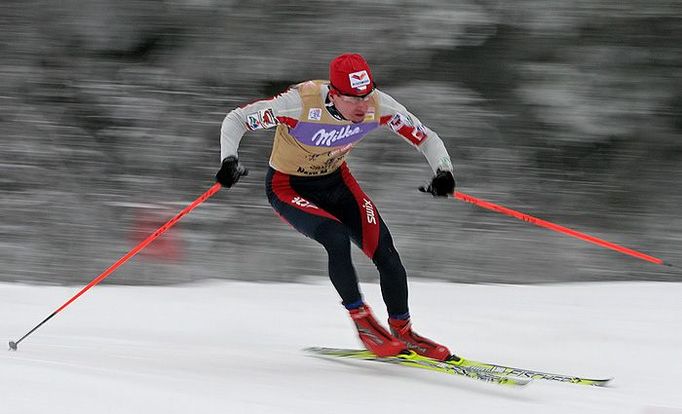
[412,123,427,142]
[245,108,278,131]
[246,113,261,130]
[259,108,277,128]
[388,113,426,144]
[349,70,370,91]
[308,108,322,121]
[388,113,408,132]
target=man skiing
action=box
[216,53,456,361]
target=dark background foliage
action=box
[1,0,680,285]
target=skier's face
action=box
[330,90,373,123]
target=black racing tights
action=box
[265,163,409,317]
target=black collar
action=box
[324,92,347,121]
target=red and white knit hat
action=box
[329,53,375,96]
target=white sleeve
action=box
[220,87,302,162]
[378,90,453,173]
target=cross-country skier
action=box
[216,53,456,360]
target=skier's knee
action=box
[372,232,400,267]
[314,221,351,254]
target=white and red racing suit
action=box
[220,80,454,316]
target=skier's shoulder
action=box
[374,88,405,112]
[293,80,328,97]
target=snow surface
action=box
[2,280,681,414]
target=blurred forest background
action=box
[1,0,681,286]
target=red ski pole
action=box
[453,191,671,267]
[8,182,223,351]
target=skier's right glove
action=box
[419,169,455,197]
[216,156,249,188]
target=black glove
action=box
[216,156,248,188]
[419,169,455,197]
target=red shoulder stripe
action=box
[277,116,298,128]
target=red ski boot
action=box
[388,318,451,361]
[349,305,406,357]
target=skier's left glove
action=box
[419,169,455,197]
